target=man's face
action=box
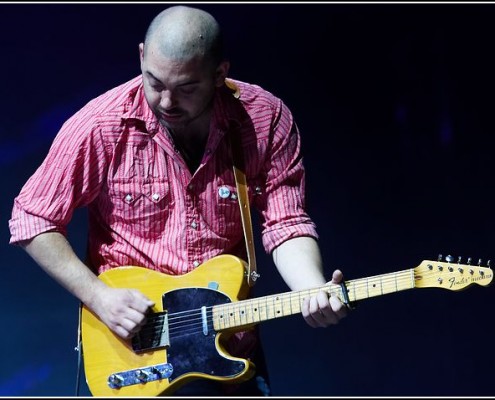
[139,42,228,131]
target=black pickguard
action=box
[163,288,246,381]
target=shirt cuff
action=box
[9,202,66,244]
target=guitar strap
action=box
[229,121,260,287]
[74,301,83,396]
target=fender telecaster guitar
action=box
[81,254,493,396]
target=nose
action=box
[160,90,175,109]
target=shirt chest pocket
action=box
[208,181,260,240]
[108,179,173,239]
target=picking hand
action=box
[92,286,155,339]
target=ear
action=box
[139,43,145,65]
[215,61,230,87]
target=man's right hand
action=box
[92,287,155,339]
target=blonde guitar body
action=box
[81,254,254,397]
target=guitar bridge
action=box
[132,311,170,352]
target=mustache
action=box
[157,106,183,115]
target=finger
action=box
[329,295,348,319]
[116,314,146,338]
[316,292,340,326]
[124,306,148,326]
[109,307,148,339]
[309,295,332,327]
[112,324,133,340]
[301,297,320,328]
[123,317,145,333]
[331,269,344,284]
[129,290,155,312]
[316,290,331,310]
[301,296,311,318]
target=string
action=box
[134,269,418,338]
[134,266,487,345]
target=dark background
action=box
[1,2,494,397]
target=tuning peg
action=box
[467,257,472,265]
[438,254,443,261]
[446,255,454,263]
[488,260,491,269]
[478,258,483,266]
[457,256,462,263]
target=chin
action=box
[161,118,188,130]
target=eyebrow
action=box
[146,71,165,83]
[145,71,200,88]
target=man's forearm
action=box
[272,236,327,291]
[21,231,106,309]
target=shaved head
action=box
[144,6,224,66]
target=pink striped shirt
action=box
[9,75,318,275]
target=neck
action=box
[167,122,210,173]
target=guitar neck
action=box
[212,268,415,331]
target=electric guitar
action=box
[81,254,493,396]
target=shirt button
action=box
[193,260,200,268]
[124,194,133,203]
[218,186,230,199]
[152,193,160,201]
[191,221,198,229]
[188,183,194,191]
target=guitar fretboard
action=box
[346,269,415,302]
[212,268,415,331]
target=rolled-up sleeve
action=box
[260,99,318,253]
[9,107,107,245]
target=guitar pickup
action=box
[132,311,170,353]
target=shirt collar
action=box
[121,76,160,136]
[212,78,244,134]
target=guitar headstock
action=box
[414,255,493,290]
